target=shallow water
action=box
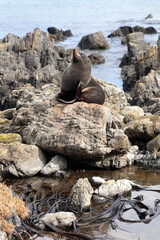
[8,166,160,240]
[0,0,160,88]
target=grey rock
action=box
[0,28,72,110]
[88,53,105,64]
[40,155,67,175]
[11,100,130,169]
[78,31,109,50]
[121,32,158,95]
[0,142,46,177]
[69,178,93,209]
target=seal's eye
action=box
[73,80,80,86]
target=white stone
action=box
[94,179,132,201]
[40,212,76,229]
[40,155,67,175]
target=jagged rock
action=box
[69,178,93,209]
[120,105,144,123]
[0,133,22,143]
[0,142,46,177]
[39,212,76,230]
[128,70,160,112]
[88,53,105,64]
[0,28,72,110]
[0,118,11,133]
[78,31,109,50]
[124,115,160,144]
[11,98,130,169]
[121,32,158,94]
[144,27,157,34]
[40,155,67,175]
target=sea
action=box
[0,0,160,89]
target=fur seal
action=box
[51,48,105,105]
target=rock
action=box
[108,26,133,38]
[121,37,127,45]
[146,134,160,152]
[0,108,16,120]
[91,176,106,187]
[0,230,8,240]
[78,31,109,50]
[144,27,157,34]
[121,32,158,94]
[94,77,127,111]
[39,212,76,230]
[0,142,46,177]
[124,115,160,144]
[0,28,72,110]
[11,100,130,169]
[40,155,67,175]
[0,133,22,143]
[69,178,93,209]
[128,70,160,112]
[88,53,105,64]
[145,14,153,19]
[47,27,73,41]
[0,118,11,133]
[120,106,144,123]
[108,25,157,38]
[94,179,132,201]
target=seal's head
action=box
[61,48,91,93]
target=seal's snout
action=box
[73,48,81,63]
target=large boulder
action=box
[78,31,109,50]
[11,90,130,168]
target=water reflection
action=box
[7,166,160,240]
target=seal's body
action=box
[51,49,105,105]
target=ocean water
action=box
[0,0,160,89]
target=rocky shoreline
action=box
[1,25,160,239]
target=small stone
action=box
[40,155,67,175]
[91,176,106,187]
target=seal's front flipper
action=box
[51,93,59,106]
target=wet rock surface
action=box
[108,25,157,38]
